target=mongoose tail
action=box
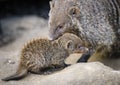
[2,67,27,81]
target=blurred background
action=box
[0,0,51,46]
[0,1,52,84]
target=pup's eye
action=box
[77,45,82,48]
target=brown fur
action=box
[2,33,87,81]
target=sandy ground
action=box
[0,16,50,85]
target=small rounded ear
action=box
[66,40,73,49]
[49,1,54,8]
[68,6,80,18]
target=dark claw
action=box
[77,49,94,62]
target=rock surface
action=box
[38,62,120,85]
[0,16,120,85]
[1,62,120,85]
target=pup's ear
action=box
[67,6,80,18]
[66,40,73,49]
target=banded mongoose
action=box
[2,33,87,81]
[49,0,120,69]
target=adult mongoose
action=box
[2,33,87,81]
[48,0,120,68]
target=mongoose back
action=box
[49,0,120,68]
[2,33,87,81]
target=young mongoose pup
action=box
[2,33,87,81]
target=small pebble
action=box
[5,59,15,64]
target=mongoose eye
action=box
[58,25,63,29]
[56,25,63,31]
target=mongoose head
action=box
[58,33,88,54]
[66,40,88,54]
[49,0,116,48]
[49,0,80,40]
